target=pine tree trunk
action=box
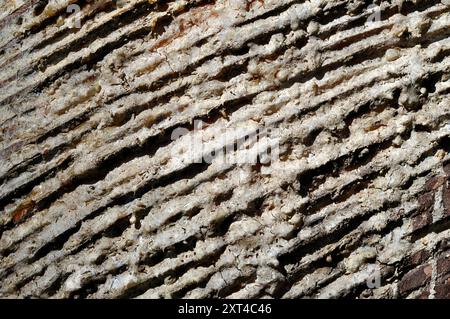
[0,0,449,299]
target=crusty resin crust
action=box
[0,0,449,299]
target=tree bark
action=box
[0,0,449,299]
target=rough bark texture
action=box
[0,0,449,299]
